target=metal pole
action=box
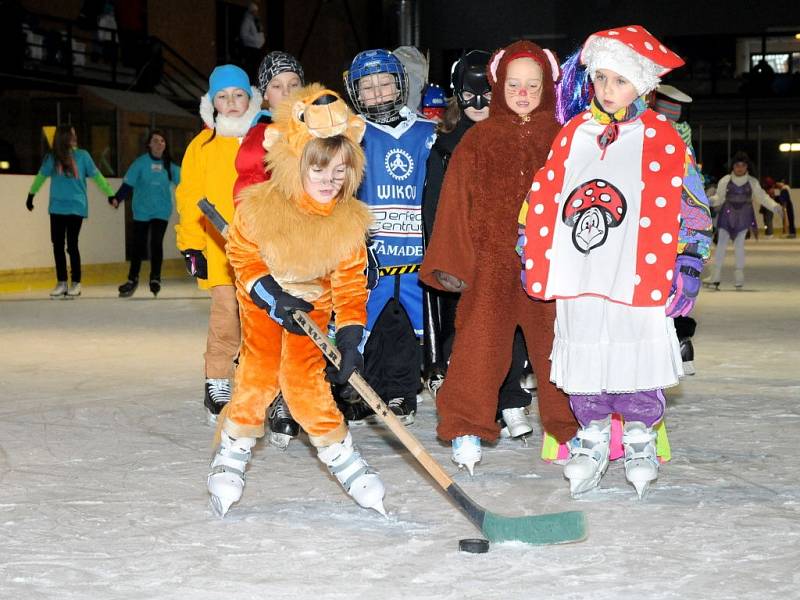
[727,123,732,163]
[757,124,762,176]
[790,124,794,187]
[398,0,413,47]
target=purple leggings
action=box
[570,390,665,427]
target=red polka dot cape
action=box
[521,106,686,307]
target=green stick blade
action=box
[482,510,587,545]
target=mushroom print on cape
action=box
[562,178,627,254]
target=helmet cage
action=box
[345,51,409,124]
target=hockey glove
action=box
[249,275,314,335]
[327,324,365,385]
[666,254,703,317]
[366,238,380,290]
[182,249,208,279]
[26,194,34,212]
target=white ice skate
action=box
[734,268,744,290]
[49,281,68,297]
[452,435,481,476]
[317,431,386,516]
[622,421,658,499]
[207,431,256,517]
[500,407,533,440]
[563,416,611,497]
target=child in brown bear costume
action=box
[420,40,577,474]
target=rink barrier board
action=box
[0,259,186,293]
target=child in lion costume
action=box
[207,84,386,517]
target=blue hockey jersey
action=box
[358,112,436,335]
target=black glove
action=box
[182,249,208,279]
[328,324,364,385]
[366,237,380,290]
[249,275,314,335]
[107,195,116,206]
[26,194,34,212]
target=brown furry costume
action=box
[222,84,372,447]
[419,41,578,443]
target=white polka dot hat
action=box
[580,25,685,95]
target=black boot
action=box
[268,394,300,449]
[118,279,138,298]
[204,378,231,424]
[149,279,161,297]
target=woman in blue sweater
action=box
[26,125,115,297]
[113,130,181,297]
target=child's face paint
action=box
[303,150,347,204]
[504,58,543,116]
[213,87,250,117]
[592,68,638,114]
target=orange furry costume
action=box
[222,85,372,447]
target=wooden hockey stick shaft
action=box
[197,198,587,545]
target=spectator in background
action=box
[25,124,116,298]
[239,2,265,78]
[113,130,181,298]
[763,176,796,239]
[97,1,118,64]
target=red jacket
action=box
[233,117,273,204]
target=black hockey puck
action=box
[458,538,490,553]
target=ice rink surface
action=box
[1,238,798,600]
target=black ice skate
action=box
[204,378,231,424]
[387,396,416,426]
[680,338,695,376]
[267,394,299,449]
[118,279,138,298]
[149,279,161,297]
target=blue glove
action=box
[182,249,207,279]
[327,324,365,384]
[666,254,703,317]
[249,275,314,335]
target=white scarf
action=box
[199,86,263,138]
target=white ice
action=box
[1,239,799,600]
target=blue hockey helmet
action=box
[344,49,409,124]
[421,84,447,120]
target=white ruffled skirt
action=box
[550,296,683,395]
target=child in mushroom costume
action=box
[420,40,578,474]
[207,84,387,517]
[519,26,712,498]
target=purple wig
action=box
[555,48,594,125]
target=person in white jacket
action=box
[705,151,782,289]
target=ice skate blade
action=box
[368,500,387,517]
[454,459,479,477]
[565,459,609,497]
[269,432,292,450]
[630,479,651,500]
[568,477,602,497]
[209,494,234,518]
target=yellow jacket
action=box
[175,129,240,288]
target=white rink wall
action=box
[1,174,181,272]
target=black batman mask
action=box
[452,50,491,111]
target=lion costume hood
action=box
[233,84,372,299]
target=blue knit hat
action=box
[208,65,252,99]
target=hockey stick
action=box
[197,199,587,545]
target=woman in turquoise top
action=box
[113,130,181,297]
[26,125,115,297]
